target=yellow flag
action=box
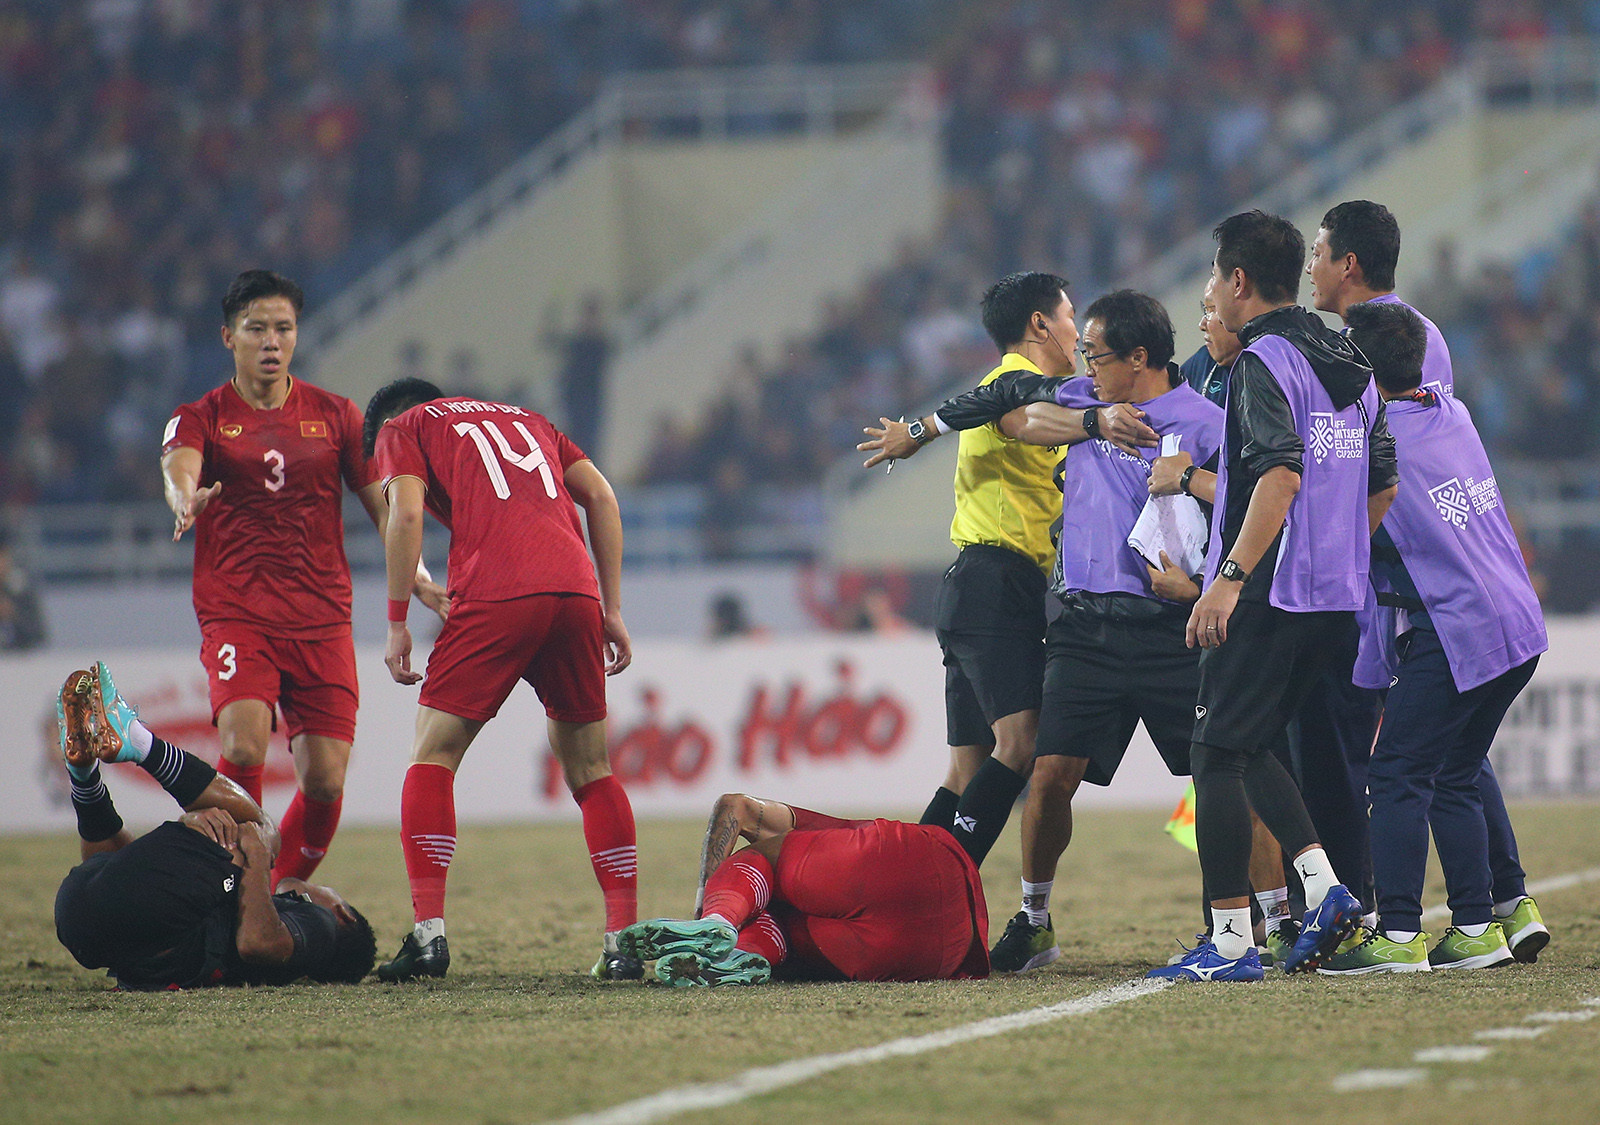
[1164,782,1197,852]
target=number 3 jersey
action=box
[163,379,377,638]
[374,398,600,603]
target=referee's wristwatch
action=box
[1179,465,1199,496]
[1217,559,1250,583]
[907,417,934,445]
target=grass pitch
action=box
[3,802,1598,1125]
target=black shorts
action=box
[934,544,1047,747]
[1192,603,1352,755]
[55,821,240,989]
[1035,595,1198,785]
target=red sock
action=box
[701,850,773,931]
[216,757,263,805]
[272,791,343,885]
[573,775,637,932]
[736,911,788,967]
[400,763,456,923]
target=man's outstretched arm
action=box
[694,794,796,916]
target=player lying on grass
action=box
[617,793,990,986]
[53,663,376,990]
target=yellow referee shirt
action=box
[948,353,1062,573]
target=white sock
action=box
[1210,907,1253,959]
[1362,911,1378,930]
[414,917,445,943]
[1021,880,1053,927]
[1384,930,1418,943]
[1458,921,1491,937]
[1290,846,1337,908]
[706,912,737,931]
[127,718,154,758]
[1255,887,1289,928]
[1493,897,1525,917]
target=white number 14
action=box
[454,420,558,500]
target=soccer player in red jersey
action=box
[161,271,447,889]
[618,793,990,985]
[363,377,639,981]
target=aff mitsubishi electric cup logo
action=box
[1429,475,1500,529]
[1309,412,1365,465]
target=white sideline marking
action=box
[1419,866,1600,926]
[1526,1009,1598,1023]
[1414,1046,1492,1063]
[1331,1068,1427,1092]
[553,979,1170,1125]
[1475,1027,1549,1041]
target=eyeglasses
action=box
[1077,345,1118,368]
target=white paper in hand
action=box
[1128,434,1208,576]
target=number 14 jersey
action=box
[374,398,600,604]
[164,378,377,638]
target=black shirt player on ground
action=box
[53,663,376,989]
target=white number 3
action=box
[263,449,286,492]
[217,643,238,681]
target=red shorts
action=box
[419,593,606,723]
[772,820,989,981]
[199,623,358,743]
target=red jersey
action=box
[375,398,600,603]
[163,378,376,639]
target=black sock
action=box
[138,738,217,808]
[68,763,124,843]
[920,786,959,829]
[949,757,1026,866]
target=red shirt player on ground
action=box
[363,377,639,982]
[160,270,447,889]
[618,792,991,986]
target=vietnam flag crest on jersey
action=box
[301,420,328,439]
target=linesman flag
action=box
[1164,782,1197,853]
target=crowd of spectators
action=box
[637,0,1600,497]
[0,0,950,505]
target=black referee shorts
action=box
[1191,602,1353,755]
[1035,595,1198,785]
[55,821,240,984]
[934,544,1047,747]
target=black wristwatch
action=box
[907,418,933,445]
[1082,408,1103,440]
[1217,559,1250,583]
[1179,465,1199,496]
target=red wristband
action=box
[387,598,409,623]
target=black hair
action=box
[1344,300,1428,394]
[980,271,1071,352]
[1082,289,1176,368]
[1321,200,1400,292]
[221,270,304,325]
[313,904,377,984]
[1213,210,1304,305]
[363,377,445,458]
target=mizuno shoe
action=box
[617,917,738,964]
[93,661,145,763]
[1316,927,1431,975]
[989,911,1061,973]
[1428,924,1513,970]
[378,932,450,981]
[591,932,644,981]
[1145,940,1263,982]
[1495,897,1550,963]
[1283,884,1363,973]
[654,949,771,987]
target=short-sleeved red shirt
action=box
[374,398,599,603]
[163,378,376,639]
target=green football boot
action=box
[989,911,1060,973]
[1316,927,1431,975]
[654,948,772,987]
[1494,897,1550,963]
[617,917,738,963]
[1428,924,1513,970]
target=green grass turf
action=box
[2,801,1597,1125]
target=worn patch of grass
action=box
[2,802,1597,1125]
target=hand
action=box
[603,609,632,675]
[386,621,422,685]
[1099,404,1160,456]
[173,482,222,540]
[180,807,241,850]
[1186,576,1241,649]
[414,576,451,621]
[858,417,922,469]
[1148,551,1200,603]
[1148,451,1193,496]
[237,820,273,867]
